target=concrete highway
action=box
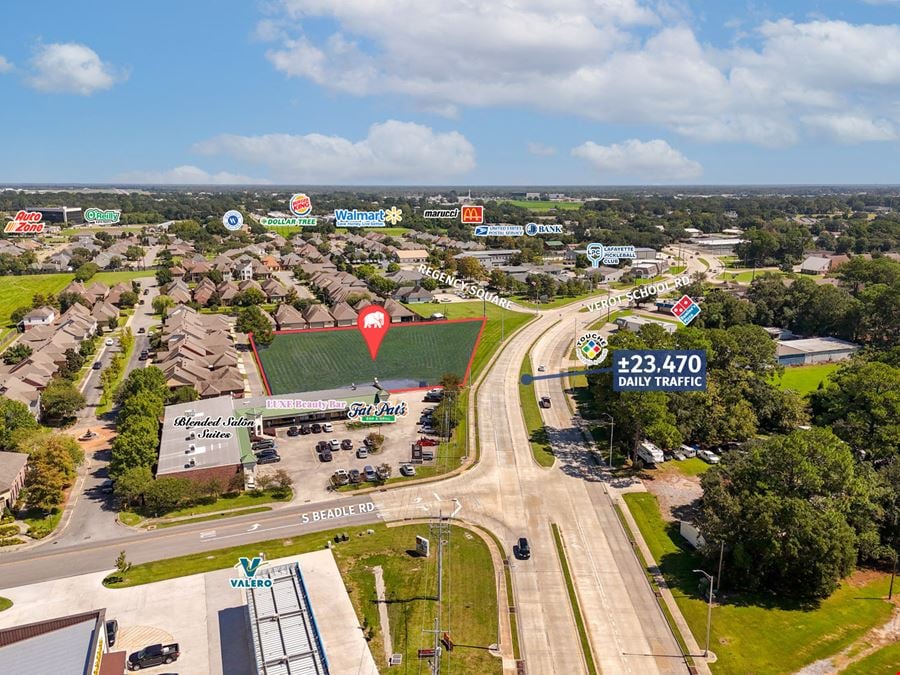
[0,257,706,673]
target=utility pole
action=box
[599,412,614,468]
[693,569,714,658]
[425,512,451,674]
[717,541,725,592]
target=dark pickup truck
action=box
[128,643,180,670]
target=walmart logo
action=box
[229,557,273,588]
[384,206,403,225]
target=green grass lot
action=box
[512,291,600,309]
[256,320,484,393]
[0,597,11,612]
[105,523,500,673]
[0,271,152,328]
[666,457,711,477]
[842,642,900,675]
[551,524,598,675]
[698,257,710,268]
[519,355,554,467]
[719,269,784,283]
[153,506,272,529]
[771,363,839,396]
[503,199,583,210]
[670,265,687,274]
[406,301,533,380]
[129,487,292,520]
[623,492,895,675]
[23,508,63,539]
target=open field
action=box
[104,522,501,673]
[772,362,840,395]
[0,271,153,327]
[255,319,484,394]
[623,492,894,674]
[503,199,583,210]
[719,269,785,283]
[405,301,533,380]
[842,642,900,674]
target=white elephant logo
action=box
[364,311,385,329]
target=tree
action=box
[74,262,99,281]
[40,378,86,424]
[113,465,154,507]
[2,343,32,364]
[456,256,487,280]
[155,268,173,286]
[21,433,82,510]
[110,416,161,477]
[698,428,871,598]
[0,397,39,451]
[125,245,144,261]
[57,292,84,313]
[115,550,132,576]
[420,276,438,292]
[115,366,168,404]
[167,386,199,404]
[57,347,85,380]
[236,306,273,345]
[145,477,190,513]
[152,294,174,316]
[365,431,385,450]
[117,290,137,308]
[235,287,266,307]
[9,306,30,325]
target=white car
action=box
[357,447,368,459]
[329,439,340,451]
[104,338,114,346]
[400,464,416,477]
[698,450,721,464]
[322,422,333,432]
[427,388,442,395]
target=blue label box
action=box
[613,349,707,391]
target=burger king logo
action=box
[289,193,312,217]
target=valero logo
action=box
[461,205,484,224]
[290,193,312,217]
[5,210,45,234]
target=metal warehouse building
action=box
[246,563,330,675]
[776,337,860,366]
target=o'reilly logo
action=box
[84,208,121,224]
[229,557,272,588]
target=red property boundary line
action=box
[247,317,487,396]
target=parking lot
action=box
[258,394,443,500]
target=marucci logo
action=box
[423,208,460,219]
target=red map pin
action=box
[357,305,391,360]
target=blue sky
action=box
[1,0,900,185]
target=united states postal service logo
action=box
[576,332,608,366]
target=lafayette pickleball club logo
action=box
[290,193,312,217]
[576,331,608,366]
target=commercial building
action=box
[615,315,678,334]
[24,206,83,225]
[0,609,125,675]
[453,249,519,268]
[776,337,860,366]
[688,237,747,255]
[0,451,27,511]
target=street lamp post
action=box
[693,569,715,658]
[599,412,615,468]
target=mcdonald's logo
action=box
[460,205,484,224]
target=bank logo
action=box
[461,205,484,224]
[84,208,121,225]
[222,210,244,231]
[229,557,272,588]
[384,206,403,225]
[4,211,44,234]
[575,332,609,366]
[290,193,312,217]
[671,295,701,326]
[586,243,636,267]
[525,222,563,236]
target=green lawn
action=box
[256,320,483,393]
[512,291,601,310]
[719,269,783,283]
[503,199,583,210]
[23,508,63,539]
[519,355,554,467]
[698,258,710,268]
[104,522,500,673]
[841,642,900,675]
[135,488,291,519]
[405,301,533,381]
[153,506,272,528]
[771,363,840,396]
[670,266,686,274]
[0,597,11,612]
[623,492,895,675]
[667,457,711,477]
[551,524,597,675]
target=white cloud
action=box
[0,56,12,73]
[527,142,557,156]
[27,43,125,95]
[572,139,702,181]
[801,113,896,142]
[192,120,476,183]
[114,165,270,185]
[260,2,900,146]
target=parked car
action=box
[299,424,311,434]
[143,288,150,295]
[349,469,362,484]
[331,469,350,486]
[100,479,114,494]
[137,327,146,334]
[92,361,102,370]
[420,426,437,435]
[329,439,340,451]
[400,463,416,477]
[363,465,378,481]
[376,465,391,480]
[698,449,721,464]
[287,426,300,437]
[319,450,333,462]
[316,440,329,452]
[423,394,442,403]
[139,350,149,361]
[322,422,333,432]
[105,619,118,647]
[311,423,322,433]
[356,447,369,459]
[679,444,698,459]
[515,537,531,560]
[422,407,435,414]
[128,643,180,670]
[252,440,276,451]
[255,448,279,459]
[340,439,352,450]
[539,396,551,408]
[538,365,546,372]
[427,388,442,395]
[104,338,114,346]
[363,437,376,448]
[417,437,439,446]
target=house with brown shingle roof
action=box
[216,280,239,304]
[273,304,308,330]
[330,301,358,326]
[303,304,335,329]
[260,278,287,302]
[383,299,417,323]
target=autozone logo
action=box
[460,205,483,224]
[4,211,45,234]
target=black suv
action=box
[299,424,311,435]
[311,423,322,433]
[515,537,531,560]
[287,426,300,436]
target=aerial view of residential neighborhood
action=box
[1,3,899,675]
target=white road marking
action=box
[247,524,260,532]
[200,530,217,539]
